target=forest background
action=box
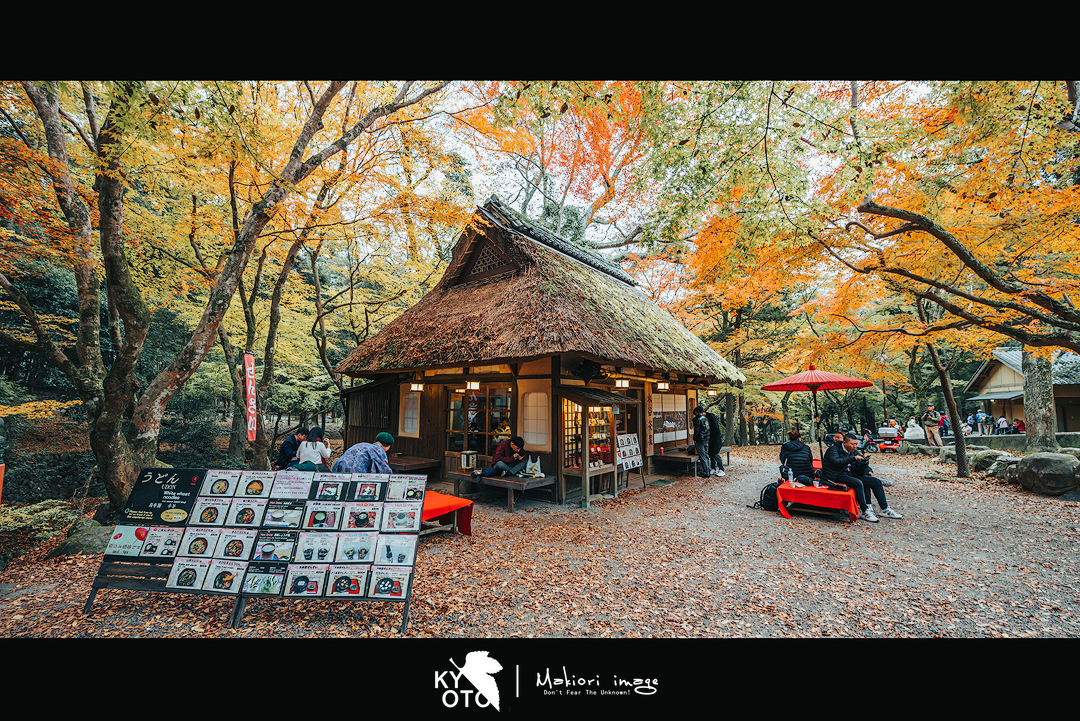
[1,80,1077,517]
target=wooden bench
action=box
[447,470,557,513]
[650,451,698,477]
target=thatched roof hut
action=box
[336,197,743,507]
[337,196,741,383]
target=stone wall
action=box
[905,432,1080,453]
[0,449,105,504]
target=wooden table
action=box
[387,455,441,474]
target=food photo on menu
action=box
[179,527,222,558]
[201,470,242,497]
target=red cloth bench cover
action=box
[422,490,473,536]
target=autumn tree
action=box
[0,80,448,516]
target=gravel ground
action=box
[1,445,1077,638]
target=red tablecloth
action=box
[422,490,473,536]
[775,481,859,522]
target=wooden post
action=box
[581,403,590,509]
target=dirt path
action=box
[1,446,1077,637]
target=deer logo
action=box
[450,651,503,711]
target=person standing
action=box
[921,404,943,447]
[705,408,725,477]
[692,406,711,478]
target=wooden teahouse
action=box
[336,197,744,507]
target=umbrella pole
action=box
[813,391,823,459]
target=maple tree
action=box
[0,80,448,515]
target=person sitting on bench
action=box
[822,432,903,523]
[473,436,528,478]
[779,429,816,479]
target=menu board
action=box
[617,433,643,470]
[105,467,423,605]
[120,469,205,526]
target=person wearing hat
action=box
[332,432,394,474]
[921,403,943,447]
[823,432,903,523]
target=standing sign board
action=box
[616,433,646,490]
[88,468,424,632]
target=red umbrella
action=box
[762,365,873,456]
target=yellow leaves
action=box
[0,399,81,420]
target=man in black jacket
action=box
[705,409,725,477]
[272,427,309,471]
[823,433,903,523]
[692,406,711,477]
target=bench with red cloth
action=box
[421,490,473,536]
[775,458,858,521]
[775,481,859,522]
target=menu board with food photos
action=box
[96,467,425,616]
[120,468,206,526]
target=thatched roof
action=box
[336,197,744,384]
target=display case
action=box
[586,406,613,469]
[563,398,583,471]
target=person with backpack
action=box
[921,404,943,447]
[705,408,725,477]
[692,406,711,478]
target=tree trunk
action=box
[724,392,735,446]
[737,389,748,446]
[925,341,969,478]
[1023,349,1059,452]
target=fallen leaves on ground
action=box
[1,445,1077,638]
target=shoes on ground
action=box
[881,478,894,486]
[859,508,879,523]
[714,469,725,477]
[878,507,903,519]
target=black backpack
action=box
[750,482,781,512]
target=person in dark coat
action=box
[272,426,309,470]
[779,429,815,478]
[473,436,528,478]
[823,433,903,523]
[692,406,711,477]
[705,409,725,477]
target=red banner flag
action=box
[244,352,257,442]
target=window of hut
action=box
[401,391,420,436]
[522,391,548,445]
[446,385,513,455]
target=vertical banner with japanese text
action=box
[244,351,257,441]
